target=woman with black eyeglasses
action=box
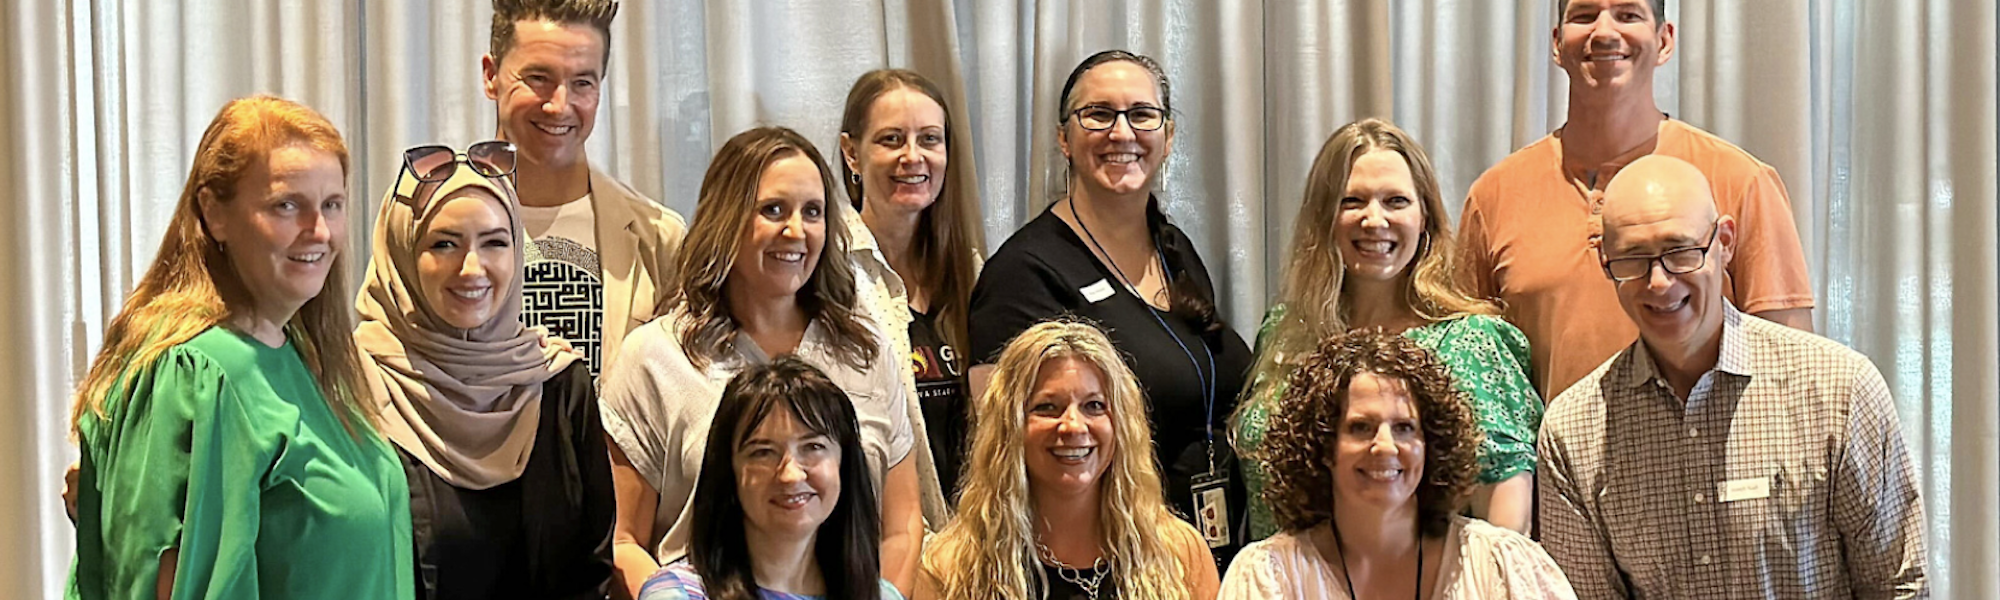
[967,50,1254,568]
[355,141,617,599]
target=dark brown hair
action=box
[690,357,882,600]
[1255,329,1481,537]
[490,0,619,68]
[837,69,986,351]
[1053,50,1223,337]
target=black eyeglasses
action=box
[1067,105,1168,131]
[394,140,516,212]
[1600,220,1720,282]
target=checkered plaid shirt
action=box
[1538,303,1928,599]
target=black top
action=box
[400,362,616,600]
[1038,561,1120,600]
[910,307,971,501]
[970,199,1253,561]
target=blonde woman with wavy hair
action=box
[917,319,1220,600]
[1233,119,1542,538]
[68,95,412,599]
[600,127,922,598]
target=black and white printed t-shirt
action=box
[520,195,605,377]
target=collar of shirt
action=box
[726,317,831,366]
[841,208,908,299]
[1620,301,1756,405]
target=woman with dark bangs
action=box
[601,127,920,598]
[638,357,898,600]
[1219,330,1570,600]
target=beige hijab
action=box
[355,165,580,490]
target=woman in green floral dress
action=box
[1233,119,1541,539]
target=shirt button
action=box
[1699,554,1713,565]
[1688,427,1699,438]
[1694,493,1706,503]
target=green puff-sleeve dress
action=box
[1233,306,1543,540]
[68,327,413,600]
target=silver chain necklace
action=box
[1036,541,1110,600]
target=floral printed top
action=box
[1234,306,1543,540]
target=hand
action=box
[63,461,80,523]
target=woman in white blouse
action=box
[836,68,987,522]
[1220,330,1573,600]
[600,127,924,599]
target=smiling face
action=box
[1553,0,1675,95]
[1022,356,1117,496]
[734,405,842,543]
[1332,149,1425,285]
[1600,159,1734,364]
[726,154,828,302]
[1058,60,1173,198]
[483,19,604,174]
[415,189,516,330]
[1328,372,1426,516]
[844,86,949,216]
[202,144,348,323]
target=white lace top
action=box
[1219,515,1577,600]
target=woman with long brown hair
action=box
[836,68,986,513]
[67,95,411,599]
[1232,119,1541,538]
[600,127,922,598]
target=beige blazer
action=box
[590,167,687,373]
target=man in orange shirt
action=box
[1457,0,1815,400]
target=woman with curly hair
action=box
[1219,330,1571,599]
[1232,119,1540,538]
[916,319,1219,600]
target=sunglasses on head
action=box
[395,140,518,212]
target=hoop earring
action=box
[849,172,861,185]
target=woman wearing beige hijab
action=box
[355,141,615,599]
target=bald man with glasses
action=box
[1536,155,1928,600]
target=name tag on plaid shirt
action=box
[1719,476,1772,503]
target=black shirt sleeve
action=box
[968,226,1075,364]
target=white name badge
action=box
[1718,476,1772,503]
[1080,279,1116,303]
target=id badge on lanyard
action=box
[1191,444,1233,549]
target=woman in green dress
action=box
[67,95,413,600]
[1232,119,1541,539]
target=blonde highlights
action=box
[922,319,1193,600]
[671,126,877,370]
[71,95,369,437]
[1237,118,1495,427]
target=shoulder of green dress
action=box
[178,326,284,375]
[1463,314,1532,345]
[1256,303,1290,334]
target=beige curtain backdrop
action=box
[2,1,1991,598]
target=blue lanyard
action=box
[1070,200,1219,454]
